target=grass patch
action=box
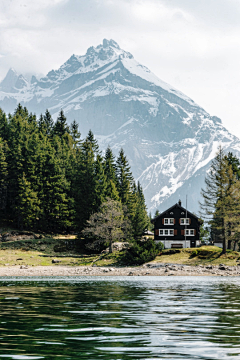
[96,251,123,266]
[0,237,95,266]
[0,237,124,267]
[0,248,102,267]
[154,246,240,266]
[0,238,239,268]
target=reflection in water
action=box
[0,276,239,359]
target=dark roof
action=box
[151,202,199,223]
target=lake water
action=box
[0,276,240,359]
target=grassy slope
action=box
[0,250,102,266]
[153,246,240,266]
[0,238,239,267]
[0,237,124,267]
[0,238,96,266]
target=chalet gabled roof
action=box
[151,202,200,223]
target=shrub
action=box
[120,239,163,265]
[76,235,108,254]
[190,249,199,258]
[162,249,181,255]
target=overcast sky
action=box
[0,0,240,136]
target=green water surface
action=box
[0,276,239,359]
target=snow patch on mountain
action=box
[194,141,219,173]
[122,57,196,105]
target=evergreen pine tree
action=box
[70,120,81,146]
[226,152,240,180]
[106,180,120,201]
[116,148,134,207]
[14,103,28,118]
[0,110,9,140]
[43,109,54,136]
[200,146,240,253]
[116,149,136,238]
[131,182,149,239]
[104,147,117,181]
[0,138,8,212]
[15,173,40,229]
[86,130,99,153]
[94,154,107,210]
[28,113,37,131]
[6,113,27,220]
[53,109,68,137]
[38,114,45,134]
[74,136,96,231]
[104,146,119,198]
[37,139,72,231]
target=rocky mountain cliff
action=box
[1,39,240,213]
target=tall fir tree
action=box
[106,180,120,201]
[86,130,99,154]
[53,109,68,137]
[104,146,119,198]
[14,103,28,118]
[70,120,81,146]
[115,148,137,239]
[94,154,107,211]
[37,139,72,231]
[15,173,40,229]
[226,152,240,180]
[74,136,96,231]
[131,181,149,239]
[43,109,54,136]
[200,146,240,253]
[116,148,134,205]
[0,138,8,212]
[38,114,45,134]
[0,110,9,140]
[6,113,26,220]
[28,112,37,131]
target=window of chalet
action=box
[184,229,195,236]
[159,229,174,236]
[180,218,190,225]
[163,218,175,225]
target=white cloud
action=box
[0,0,240,137]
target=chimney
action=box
[178,199,182,206]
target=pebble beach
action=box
[0,263,239,276]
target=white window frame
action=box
[184,229,195,236]
[164,218,174,225]
[180,218,190,225]
[159,229,174,236]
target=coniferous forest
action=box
[0,104,149,239]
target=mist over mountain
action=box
[1,39,240,213]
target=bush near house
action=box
[120,239,163,265]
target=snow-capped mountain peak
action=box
[0,39,240,213]
[102,38,120,49]
[0,68,19,92]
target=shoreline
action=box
[0,263,239,277]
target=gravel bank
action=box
[0,263,240,276]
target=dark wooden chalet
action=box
[151,200,201,249]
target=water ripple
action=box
[0,276,239,359]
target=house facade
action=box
[151,200,201,249]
